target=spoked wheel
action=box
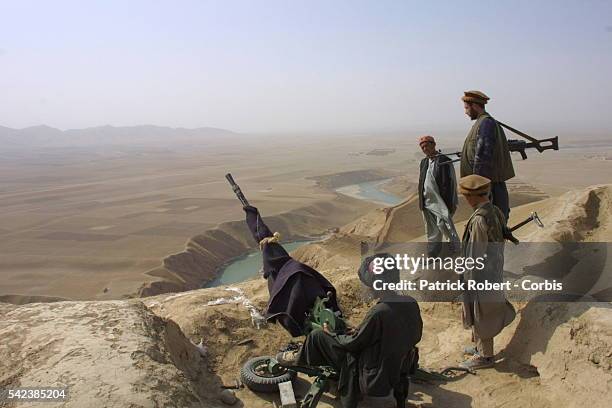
[240,356,296,393]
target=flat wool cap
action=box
[418,135,435,146]
[462,90,490,105]
[458,174,491,196]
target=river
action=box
[204,240,313,287]
[207,179,403,287]
[335,178,404,206]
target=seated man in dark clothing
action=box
[243,205,341,337]
[277,254,423,408]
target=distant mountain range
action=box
[0,125,239,147]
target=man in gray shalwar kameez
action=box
[417,135,460,256]
[458,174,516,370]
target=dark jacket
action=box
[333,295,422,398]
[243,206,340,337]
[418,154,457,214]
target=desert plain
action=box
[1,125,611,407]
[1,127,610,302]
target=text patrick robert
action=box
[373,279,563,292]
[369,254,563,292]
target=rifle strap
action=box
[497,121,540,144]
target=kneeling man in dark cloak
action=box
[243,205,340,337]
[276,254,423,408]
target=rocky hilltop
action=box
[1,184,610,407]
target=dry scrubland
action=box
[0,130,611,407]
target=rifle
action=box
[507,137,559,160]
[498,121,559,160]
[504,211,544,244]
[225,173,250,207]
[438,122,559,163]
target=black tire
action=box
[240,356,296,393]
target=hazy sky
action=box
[1,0,611,134]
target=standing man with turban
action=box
[417,135,460,256]
[457,174,516,370]
[460,91,515,221]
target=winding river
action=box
[335,178,403,206]
[207,179,403,287]
[204,241,312,287]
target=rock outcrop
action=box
[0,300,224,408]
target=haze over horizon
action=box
[2,0,612,135]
